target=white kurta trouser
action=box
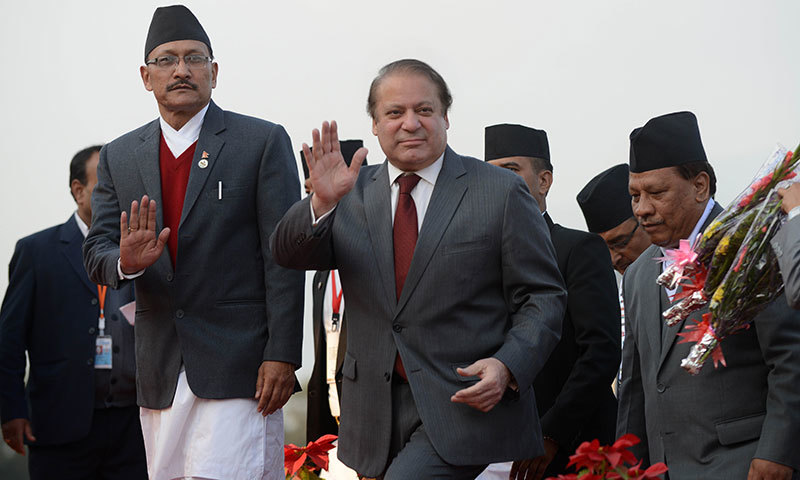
[140,370,283,480]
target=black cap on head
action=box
[629,111,707,173]
[145,5,212,62]
[300,140,366,179]
[577,164,633,233]
[485,124,550,163]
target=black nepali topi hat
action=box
[300,140,366,179]
[145,5,212,62]
[485,124,550,163]
[629,111,707,173]
[577,164,633,234]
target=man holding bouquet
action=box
[774,183,800,310]
[617,111,800,479]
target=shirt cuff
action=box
[310,196,336,225]
[787,205,800,222]
[117,258,145,280]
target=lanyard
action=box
[330,271,343,332]
[97,285,107,335]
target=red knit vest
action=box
[159,134,197,268]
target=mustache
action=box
[167,80,198,91]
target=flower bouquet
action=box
[546,434,667,480]
[655,143,800,374]
[285,434,338,480]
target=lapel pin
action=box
[198,159,209,169]
[201,151,210,159]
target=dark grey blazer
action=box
[83,101,304,409]
[772,216,800,309]
[271,147,566,476]
[618,204,800,477]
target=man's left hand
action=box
[509,437,558,480]
[255,361,295,416]
[748,458,793,480]
[777,182,800,213]
[450,357,511,412]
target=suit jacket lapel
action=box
[364,163,397,311]
[658,202,725,370]
[134,119,164,228]
[395,147,467,316]
[179,101,225,228]
[60,216,96,296]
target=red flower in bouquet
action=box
[284,434,338,479]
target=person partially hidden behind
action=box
[0,145,145,479]
[772,182,800,310]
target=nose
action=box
[400,111,421,132]
[632,194,654,220]
[173,57,192,78]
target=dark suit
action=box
[618,203,800,477]
[0,215,145,478]
[772,216,800,309]
[306,269,347,441]
[83,101,304,408]
[536,213,620,475]
[272,147,566,477]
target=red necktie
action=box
[393,174,421,380]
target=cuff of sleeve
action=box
[310,195,336,225]
[117,258,144,280]
[788,205,800,222]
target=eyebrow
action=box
[496,161,521,169]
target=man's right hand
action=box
[119,195,170,274]
[304,121,367,218]
[1,418,35,455]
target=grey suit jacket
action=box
[271,147,566,476]
[772,216,800,309]
[83,101,304,409]
[618,204,800,478]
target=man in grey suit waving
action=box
[83,6,303,479]
[271,59,566,478]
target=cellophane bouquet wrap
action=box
[655,143,800,374]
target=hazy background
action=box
[2,0,799,476]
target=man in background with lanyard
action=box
[303,141,364,480]
[0,145,144,479]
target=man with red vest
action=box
[83,5,303,480]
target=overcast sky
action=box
[1,0,799,441]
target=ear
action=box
[371,117,378,136]
[538,169,553,198]
[211,62,219,89]
[693,171,710,203]
[140,65,154,92]
[70,179,83,203]
[444,112,450,130]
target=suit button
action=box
[384,372,391,382]
[87,358,94,365]
[113,345,120,353]
[106,394,114,403]
[166,273,173,282]
[309,391,316,397]
[657,383,666,393]
[91,298,99,305]
[89,327,96,334]
[176,309,185,319]
[393,324,403,333]
[110,377,117,385]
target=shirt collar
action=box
[387,152,445,187]
[74,211,89,238]
[159,103,209,156]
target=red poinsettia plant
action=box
[284,434,338,480]
[547,434,667,480]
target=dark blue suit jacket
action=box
[0,216,134,445]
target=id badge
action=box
[95,336,112,369]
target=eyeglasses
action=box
[607,221,640,251]
[145,55,212,69]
